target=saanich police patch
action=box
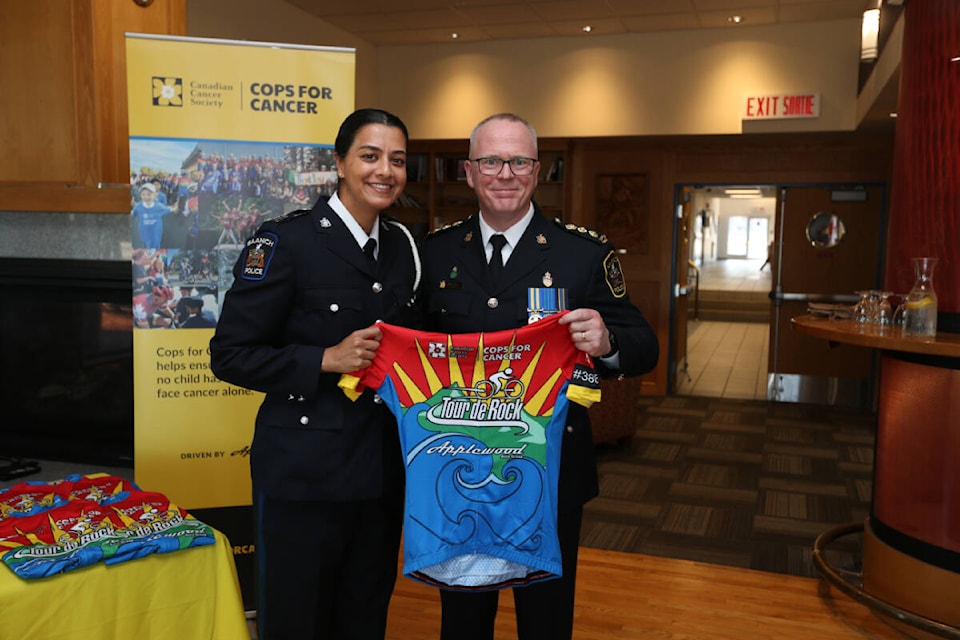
[241,232,278,280]
[603,250,627,298]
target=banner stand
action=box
[125,34,355,609]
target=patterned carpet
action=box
[580,395,875,578]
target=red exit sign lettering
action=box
[743,93,820,120]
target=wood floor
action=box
[385,546,907,639]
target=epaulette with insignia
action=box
[552,217,609,245]
[270,209,311,224]
[425,218,465,237]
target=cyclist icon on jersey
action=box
[465,368,524,400]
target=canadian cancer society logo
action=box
[152,76,183,107]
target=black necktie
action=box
[363,238,377,262]
[488,234,507,283]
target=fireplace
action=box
[0,258,133,466]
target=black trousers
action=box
[253,492,403,640]
[439,507,584,640]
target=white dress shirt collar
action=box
[477,204,535,265]
[329,192,380,258]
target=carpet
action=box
[580,395,875,578]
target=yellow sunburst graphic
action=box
[391,332,562,417]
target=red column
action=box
[885,0,960,328]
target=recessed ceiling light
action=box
[728,15,744,24]
[890,112,898,118]
[451,33,459,39]
[951,55,960,62]
[582,25,592,33]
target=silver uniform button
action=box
[300,416,309,425]
[373,394,383,404]
[329,303,339,312]
[487,297,499,309]
[566,425,574,433]
[372,282,383,293]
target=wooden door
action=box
[769,185,886,407]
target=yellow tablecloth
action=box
[0,529,249,639]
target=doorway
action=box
[670,183,886,407]
[674,186,774,400]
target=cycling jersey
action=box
[340,312,599,590]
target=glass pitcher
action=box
[902,257,938,337]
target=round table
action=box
[792,316,960,638]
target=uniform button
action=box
[300,416,309,425]
[373,394,383,404]
[487,297,499,309]
[287,394,295,401]
[566,425,574,433]
[329,303,339,312]
[298,395,305,402]
[372,282,383,293]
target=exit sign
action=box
[743,93,820,120]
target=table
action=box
[792,316,960,637]
[0,529,249,639]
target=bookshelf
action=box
[389,139,570,239]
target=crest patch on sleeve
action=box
[241,232,278,280]
[603,250,627,298]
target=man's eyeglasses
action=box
[470,156,538,176]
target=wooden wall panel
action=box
[885,0,960,319]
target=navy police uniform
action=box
[419,207,659,640]
[209,196,420,639]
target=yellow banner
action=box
[126,35,355,142]
[126,35,354,510]
[132,329,261,508]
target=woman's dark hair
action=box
[334,108,409,157]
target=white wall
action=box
[713,197,776,259]
[185,3,861,140]
[187,0,379,108]
[375,20,861,139]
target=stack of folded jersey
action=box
[0,473,214,579]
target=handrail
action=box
[687,260,700,320]
[812,521,960,639]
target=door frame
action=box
[668,186,694,392]
[669,181,888,406]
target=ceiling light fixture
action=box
[725,188,761,195]
[582,25,592,33]
[728,15,743,25]
[861,3,880,61]
[451,33,459,39]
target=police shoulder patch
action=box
[240,232,279,281]
[602,250,627,298]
